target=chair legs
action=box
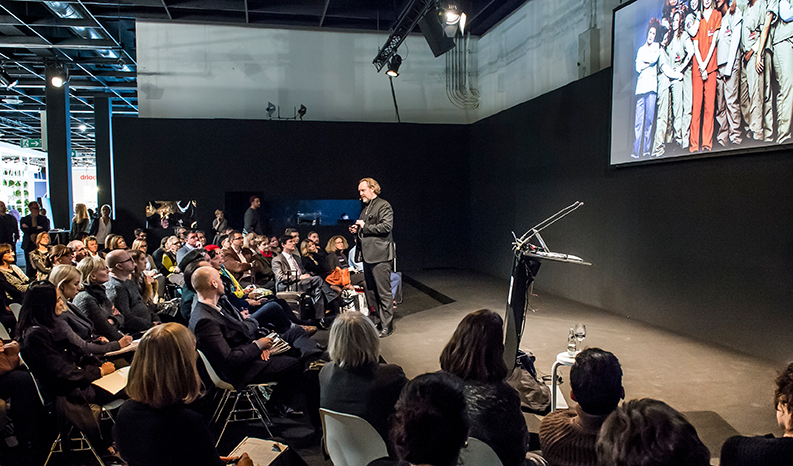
[44,429,105,466]
[211,387,275,446]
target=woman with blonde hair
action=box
[70,203,90,241]
[325,235,364,287]
[114,323,252,466]
[49,264,132,353]
[28,231,52,280]
[74,256,126,341]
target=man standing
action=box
[0,201,19,248]
[244,196,264,235]
[20,201,50,277]
[349,177,395,337]
[539,348,625,466]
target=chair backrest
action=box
[19,353,48,407]
[0,324,10,340]
[9,303,21,321]
[196,349,235,391]
[320,408,388,466]
[457,437,504,466]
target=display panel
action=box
[611,0,793,165]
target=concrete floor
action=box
[381,269,783,463]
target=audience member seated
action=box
[83,235,100,257]
[245,234,275,289]
[106,250,161,333]
[75,256,126,341]
[222,231,254,287]
[20,201,49,278]
[90,204,113,248]
[301,239,332,279]
[129,249,158,305]
[176,230,200,264]
[178,255,209,322]
[107,234,127,252]
[150,237,169,275]
[0,268,22,333]
[596,398,710,466]
[49,264,132,355]
[319,311,407,444]
[267,236,281,256]
[368,372,469,466]
[0,340,42,462]
[285,228,300,252]
[70,203,90,241]
[440,309,530,466]
[204,245,309,334]
[539,347,624,466]
[149,217,172,250]
[67,240,89,263]
[49,244,74,266]
[273,234,346,325]
[132,239,165,301]
[189,266,320,414]
[212,209,228,244]
[0,243,29,298]
[114,323,253,466]
[196,230,207,248]
[28,232,52,280]
[307,231,328,265]
[17,281,125,458]
[326,235,365,287]
[720,361,793,465]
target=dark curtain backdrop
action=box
[113,68,793,362]
[112,118,470,272]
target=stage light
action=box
[440,3,466,38]
[79,124,87,131]
[266,102,276,118]
[48,63,69,88]
[386,54,402,77]
[298,104,307,120]
[0,68,17,90]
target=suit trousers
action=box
[364,261,393,330]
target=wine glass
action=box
[574,323,586,351]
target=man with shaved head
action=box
[190,266,321,416]
[105,249,161,333]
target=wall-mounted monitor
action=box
[611,0,793,165]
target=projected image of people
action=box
[611,0,793,165]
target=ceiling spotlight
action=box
[386,54,403,78]
[0,68,17,90]
[51,75,65,88]
[440,3,466,37]
[48,63,69,88]
[298,104,307,120]
[79,124,87,131]
[266,102,276,118]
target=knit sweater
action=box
[538,405,610,466]
[720,434,793,466]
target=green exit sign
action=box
[20,138,42,149]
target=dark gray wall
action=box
[112,118,470,271]
[470,69,793,363]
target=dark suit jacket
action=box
[19,214,50,251]
[244,208,263,235]
[319,361,407,443]
[0,213,19,245]
[357,196,394,264]
[189,300,271,389]
[221,247,253,282]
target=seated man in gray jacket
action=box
[105,249,161,333]
[272,234,347,326]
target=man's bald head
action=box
[105,249,130,269]
[192,266,222,297]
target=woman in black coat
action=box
[74,256,126,341]
[17,281,126,456]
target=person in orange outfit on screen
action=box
[691,0,722,152]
